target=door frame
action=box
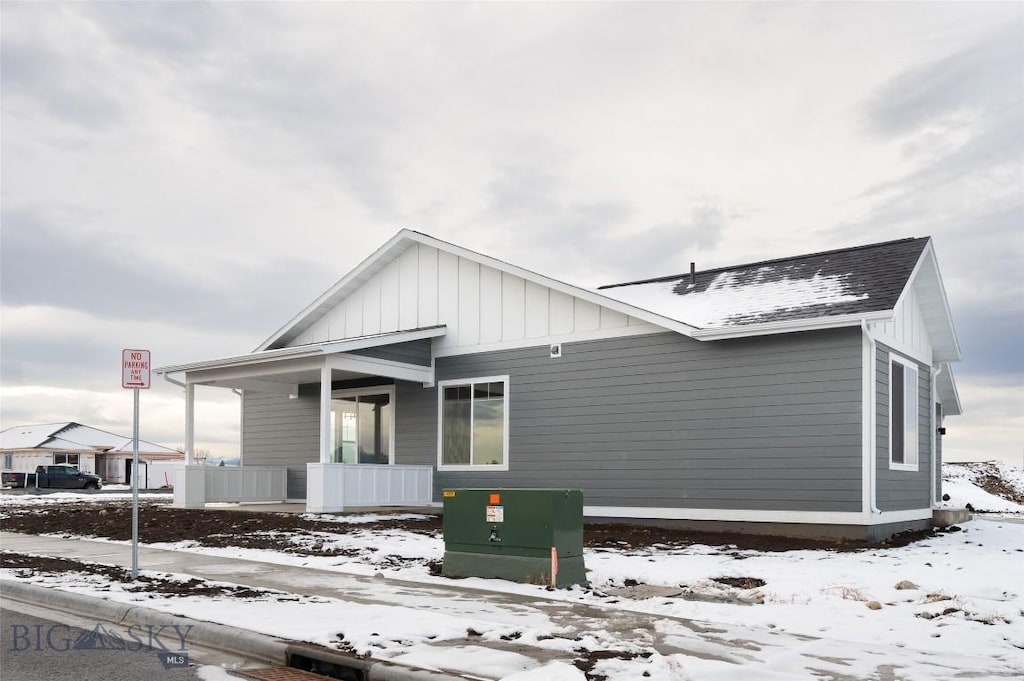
[329,385,397,465]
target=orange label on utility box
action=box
[489,493,501,505]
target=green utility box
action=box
[442,488,587,588]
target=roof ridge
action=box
[599,236,930,290]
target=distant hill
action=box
[205,457,241,467]
[942,461,1024,513]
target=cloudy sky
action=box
[2,2,1021,466]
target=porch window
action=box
[438,376,509,470]
[890,356,919,470]
[330,389,393,465]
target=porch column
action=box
[319,364,332,463]
[185,382,195,465]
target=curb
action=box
[1,580,465,681]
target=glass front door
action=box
[330,391,392,464]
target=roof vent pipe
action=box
[689,262,696,285]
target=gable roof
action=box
[0,422,181,455]
[599,237,930,330]
[257,231,959,364]
[256,230,699,351]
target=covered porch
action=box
[155,327,444,513]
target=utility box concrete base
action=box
[442,488,587,588]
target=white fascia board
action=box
[890,241,929,318]
[186,357,325,384]
[156,346,322,375]
[690,310,893,341]
[255,230,415,352]
[158,327,445,376]
[896,241,962,363]
[327,353,433,384]
[923,243,963,361]
[319,325,446,353]
[937,364,963,416]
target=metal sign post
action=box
[122,349,151,580]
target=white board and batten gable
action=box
[266,232,681,357]
[868,241,960,369]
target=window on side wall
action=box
[438,376,509,470]
[889,356,919,470]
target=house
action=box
[0,422,184,486]
[156,231,961,540]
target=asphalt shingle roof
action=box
[598,237,930,329]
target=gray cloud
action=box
[838,22,1024,394]
[474,135,731,286]
[0,7,123,127]
[864,23,1022,138]
[0,205,338,338]
[83,1,226,58]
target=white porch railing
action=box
[306,463,434,513]
[173,466,287,508]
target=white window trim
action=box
[436,375,510,472]
[889,354,919,471]
[330,385,397,465]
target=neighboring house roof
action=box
[598,237,929,329]
[0,422,181,456]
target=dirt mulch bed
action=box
[0,551,269,598]
[1,502,441,555]
[1,500,934,554]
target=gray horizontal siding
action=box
[242,391,319,499]
[396,328,864,512]
[875,344,932,511]
[351,339,432,366]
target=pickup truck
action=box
[33,465,103,490]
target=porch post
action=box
[184,382,195,465]
[320,364,332,463]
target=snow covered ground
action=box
[942,460,1024,513]
[2,469,1023,680]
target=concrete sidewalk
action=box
[1,532,1016,680]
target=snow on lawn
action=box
[38,515,1024,680]
[4,481,1024,679]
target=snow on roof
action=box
[599,237,929,329]
[0,422,180,455]
[0,423,71,449]
[600,269,869,329]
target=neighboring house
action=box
[0,422,183,485]
[156,231,961,540]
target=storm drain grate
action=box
[230,667,337,681]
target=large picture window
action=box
[890,356,919,470]
[438,376,509,470]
